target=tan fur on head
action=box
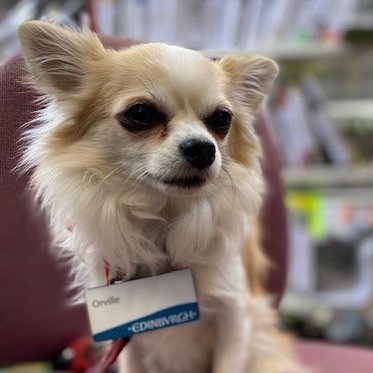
[18,21,303,373]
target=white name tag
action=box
[85,269,200,342]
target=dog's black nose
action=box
[179,139,216,170]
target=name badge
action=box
[85,269,200,342]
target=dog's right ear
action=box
[18,21,105,95]
[219,55,278,113]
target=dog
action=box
[17,21,302,373]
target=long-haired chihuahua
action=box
[17,21,302,373]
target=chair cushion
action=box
[296,340,373,373]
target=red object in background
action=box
[68,336,98,372]
[53,336,101,372]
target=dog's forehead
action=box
[161,45,218,87]
[118,44,224,107]
[162,46,223,106]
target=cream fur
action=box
[17,21,303,373]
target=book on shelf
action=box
[147,0,178,44]
[301,75,351,166]
[267,84,320,167]
[92,0,116,35]
[217,0,242,49]
[238,0,263,49]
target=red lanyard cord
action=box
[65,226,130,372]
[86,338,130,373]
[86,262,131,373]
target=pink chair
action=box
[1,36,373,372]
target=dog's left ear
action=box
[219,55,279,112]
[18,20,105,96]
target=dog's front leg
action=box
[211,296,250,373]
[193,247,251,373]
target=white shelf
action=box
[282,164,373,188]
[326,99,373,119]
[201,43,349,60]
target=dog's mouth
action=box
[162,175,206,189]
[146,172,213,195]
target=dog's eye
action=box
[117,103,165,131]
[204,109,232,135]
